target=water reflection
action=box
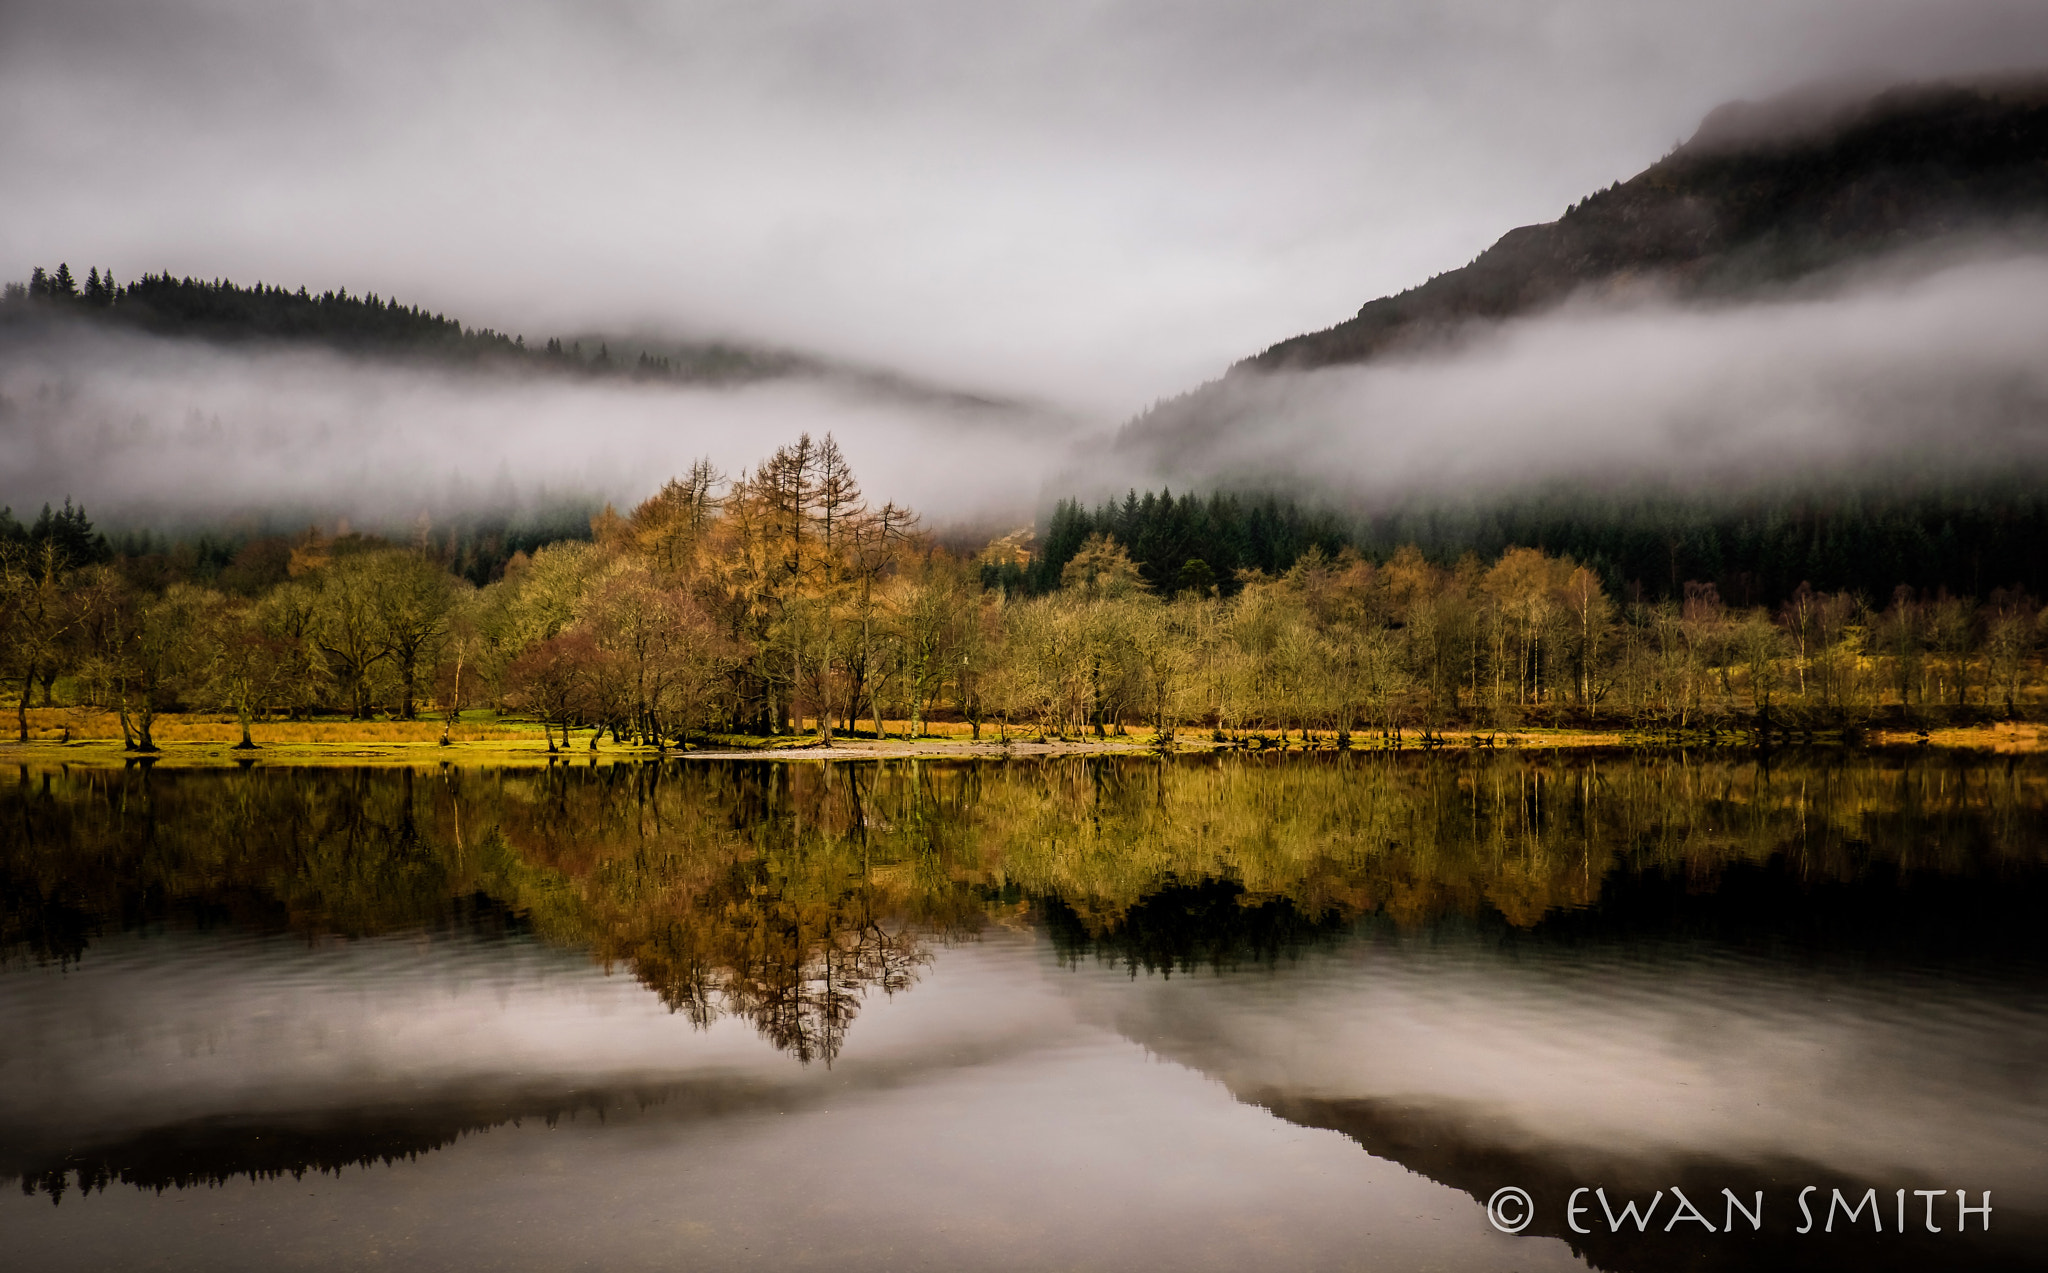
[3,754,2046,1272]
[4,762,982,1064]
[14,754,2045,972]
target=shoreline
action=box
[2,721,2042,768]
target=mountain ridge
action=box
[1238,74,2048,376]
[0,266,1025,415]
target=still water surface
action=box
[3,754,2045,1271]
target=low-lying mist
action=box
[7,246,2048,546]
[1101,247,2048,508]
[0,320,1085,535]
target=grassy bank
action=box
[3,708,2043,768]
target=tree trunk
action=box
[1090,658,1105,737]
[115,678,137,750]
[818,659,834,747]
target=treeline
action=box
[1035,480,2048,609]
[5,436,2048,750]
[103,510,596,592]
[1010,489,1351,596]
[0,500,593,594]
[1351,480,2048,608]
[0,501,109,572]
[0,262,798,383]
[4,263,528,359]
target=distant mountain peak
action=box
[1239,74,2048,375]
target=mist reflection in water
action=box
[2,753,2045,1272]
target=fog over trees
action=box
[10,74,2048,752]
[2,262,864,382]
[5,436,2044,751]
[0,262,1067,532]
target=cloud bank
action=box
[6,248,2047,533]
[0,323,1075,530]
[1104,249,2048,506]
[5,0,2048,411]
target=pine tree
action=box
[26,499,108,572]
[82,267,115,306]
[50,263,77,298]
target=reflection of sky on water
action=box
[5,909,2044,1269]
[0,928,1586,1272]
[1070,936,2048,1205]
[4,755,2045,1271]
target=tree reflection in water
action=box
[6,752,2048,1064]
[6,752,2048,1226]
[3,759,984,1066]
[486,762,964,1063]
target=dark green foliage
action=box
[14,262,110,304]
[1,266,816,385]
[441,508,602,586]
[979,557,1029,595]
[1022,489,1352,595]
[0,500,111,574]
[82,268,116,306]
[113,273,518,356]
[1357,478,2048,606]
[98,506,598,594]
[1025,477,2048,608]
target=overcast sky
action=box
[4,0,2048,416]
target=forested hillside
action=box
[993,490,1353,597]
[1095,76,2048,600]
[6,438,2045,752]
[1015,479,2048,608]
[0,501,594,593]
[7,78,2046,734]
[0,263,837,385]
[1245,77,2048,373]
[1344,480,2048,606]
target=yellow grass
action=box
[1876,721,2048,753]
[6,708,2045,768]
[16,707,536,746]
